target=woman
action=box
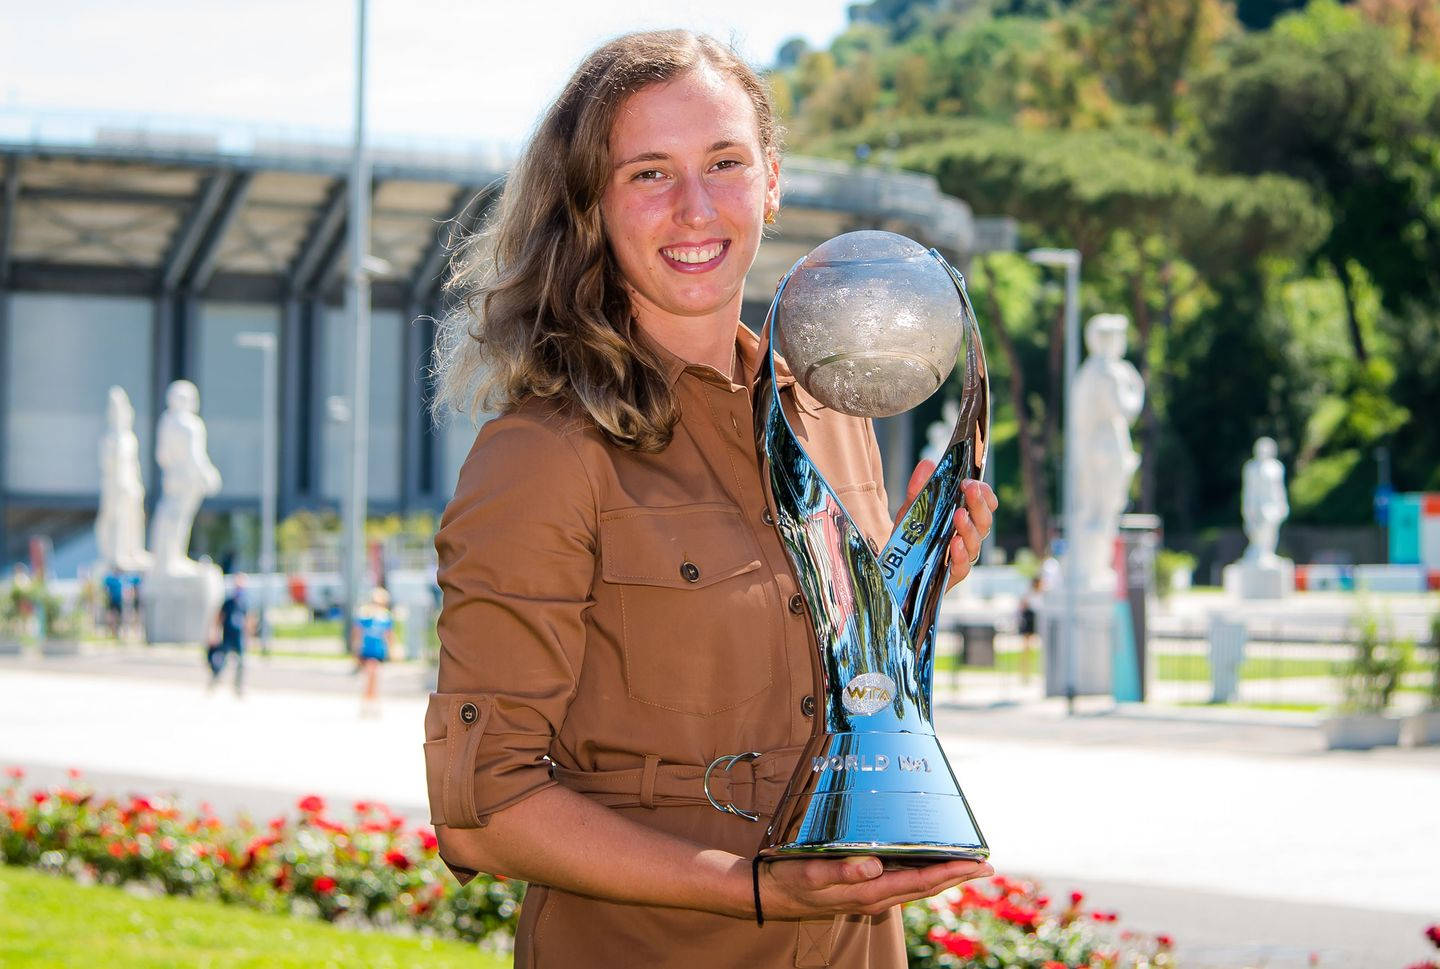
[426,30,998,968]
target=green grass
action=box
[0,867,510,969]
[938,649,1431,684]
[270,619,345,639]
[1179,700,1326,713]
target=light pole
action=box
[235,330,277,656]
[1027,247,1081,712]
[342,0,372,632]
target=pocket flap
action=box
[599,504,761,590]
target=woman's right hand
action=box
[757,855,993,920]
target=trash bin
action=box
[959,623,997,667]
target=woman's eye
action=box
[632,169,666,182]
[712,159,743,172]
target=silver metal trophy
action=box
[754,230,990,867]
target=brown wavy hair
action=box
[432,30,783,452]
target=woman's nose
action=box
[674,174,717,228]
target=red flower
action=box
[3,767,22,780]
[995,899,1040,929]
[313,875,337,894]
[941,935,982,958]
[107,842,125,858]
[1090,910,1119,923]
[384,849,412,871]
[268,816,286,832]
[31,791,46,805]
[418,829,439,852]
[158,836,176,852]
[1157,934,1174,948]
[297,794,325,814]
[1043,962,1067,969]
[1069,890,1084,907]
[1426,925,1440,948]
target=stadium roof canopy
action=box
[0,110,979,311]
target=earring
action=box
[764,210,777,225]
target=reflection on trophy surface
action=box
[753,230,991,867]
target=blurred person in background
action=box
[351,587,394,717]
[208,573,250,697]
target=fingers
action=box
[894,460,937,528]
[846,859,994,914]
[947,481,998,590]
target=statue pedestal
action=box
[1222,556,1294,600]
[1040,590,1116,698]
[142,563,224,645]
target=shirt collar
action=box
[636,322,797,392]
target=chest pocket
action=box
[599,503,773,716]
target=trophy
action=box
[753,230,991,868]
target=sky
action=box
[1,0,851,149]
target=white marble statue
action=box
[919,398,961,467]
[1241,437,1288,562]
[96,386,152,573]
[149,380,222,576]
[1068,314,1144,591]
[1223,436,1294,598]
[142,380,224,644]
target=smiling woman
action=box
[433,31,782,453]
[424,28,995,969]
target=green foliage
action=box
[1338,614,1413,714]
[1427,610,1440,711]
[1153,549,1196,600]
[774,0,1440,531]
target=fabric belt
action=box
[551,745,805,818]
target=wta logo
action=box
[841,672,897,715]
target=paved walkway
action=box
[1,653,1436,968]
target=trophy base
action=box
[757,731,988,866]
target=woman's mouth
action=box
[660,240,729,272]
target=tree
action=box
[1193,1,1440,359]
[1084,0,1238,132]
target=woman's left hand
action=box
[894,461,998,590]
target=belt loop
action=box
[639,754,661,809]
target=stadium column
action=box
[399,300,435,510]
[0,155,16,561]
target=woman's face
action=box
[600,65,780,342]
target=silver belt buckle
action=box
[704,751,762,822]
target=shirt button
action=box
[680,562,701,583]
[788,593,805,614]
[459,702,478,724]
[800,695,816,717]
[762,508,775,527]
[868,537,880,555]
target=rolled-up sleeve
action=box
[425,410,596,875]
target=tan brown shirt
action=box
[425,325,903,968]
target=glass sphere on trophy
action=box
[752,230,991,869]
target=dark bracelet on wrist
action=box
[751,856,765,927]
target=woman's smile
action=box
[660,239,729,271]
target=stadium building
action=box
[0,113,984,573]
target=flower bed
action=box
[0,768,520,944]
[3,767,1175,965]
[906,875,1174,968]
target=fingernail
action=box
[860,859,882,878]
